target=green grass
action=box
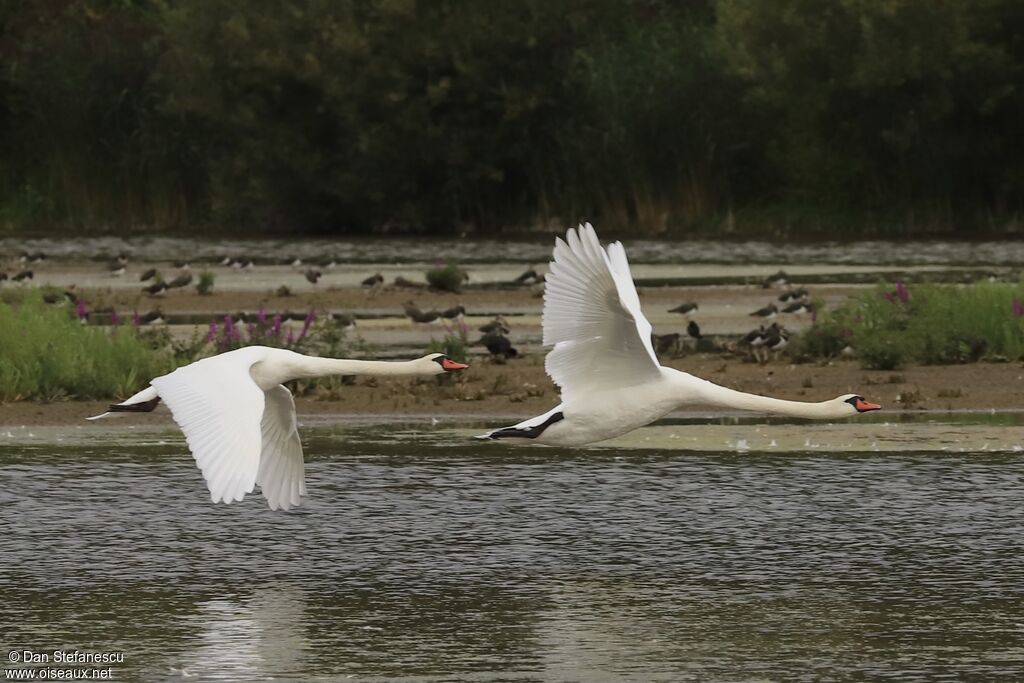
[0,294,175,401]
[425,264,468,293]
[795,282,1024,369]
[196,271,215,295]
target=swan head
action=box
[422,353,469,374]
[835,394,882,415]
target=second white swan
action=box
[88,348,468,509]
[477,223,879,446]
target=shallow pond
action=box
[3,414,1024,681]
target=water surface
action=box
[2,416,1023,681]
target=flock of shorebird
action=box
[649,273,816,364]
[2,244,821,367]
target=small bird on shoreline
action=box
[479,317,510,335]
[18,251,46,264]
[361,273,384,288]
[43,290,77,305]
[668,302,699,316]
[479,332,518,359]
[782,301,813,315]
[741,325,768,362]
[750,303,778,320]
[139,268,158,282]
[331,313,357,331]
[403,302,442,324]
[512,267,543,285]
[142,281,167,296]
[304,269,322,285]
[317,256,339,269]
[652,332,681,356]
[779,287,808,303]
[440,305,466,320]
[138,309,166,325]
[762,270,788,288]
[12,270,33,282]
[764,325,790,360]
[165,272,193,290]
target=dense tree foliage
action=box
[0,0,1020,235]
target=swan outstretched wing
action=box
[257,385,306,511]
[150,352,265,504]
[543,223,661,401]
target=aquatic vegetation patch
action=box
[796,282,1024,369]
[0,294,174,400]
[425,263,468,293]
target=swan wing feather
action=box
[257,385,306,511]
[150,351,265,504]
[542,223,660,400]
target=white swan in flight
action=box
[477,224,879,446]
[88,349,468,509]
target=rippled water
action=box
[3,416,1024,681]
[5,235,1024,266]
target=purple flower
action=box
[286,327,295,345]
[132,310,142,327]
[110,310,120,326]
[256,306,267,324]
[882,292,896,303]
[895,280,910,304]
[1014,299,1024,317]
[75,299,88,321]
[207,321,219,342]
[271,315,282,338]
[247,322,255,340]
[298,309,316,341]
[224,315,240,342]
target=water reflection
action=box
[176,590,309,680]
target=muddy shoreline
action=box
[3,358,1020,427]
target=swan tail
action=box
[86,385,160,420]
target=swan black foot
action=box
[108,396,162,413]
[483,411,564,440]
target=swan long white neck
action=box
[288,356,426,379]
[671,370,844,419]
[251,349,435,389]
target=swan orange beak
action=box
[855,398,881,412]
[441,358,469,371]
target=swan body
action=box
[478,224,880,446]
[88,347,467,509]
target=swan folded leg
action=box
[475,406,565,441]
